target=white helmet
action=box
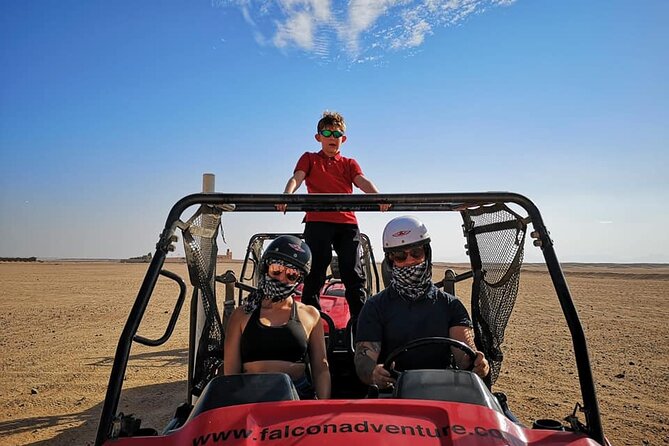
[382,216,431,252]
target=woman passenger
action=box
[223,235,330,399]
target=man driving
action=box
[354,216,490,388]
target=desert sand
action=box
[0,261,667,445]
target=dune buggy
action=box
[95,191,608,446]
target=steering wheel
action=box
[383,337,477,376]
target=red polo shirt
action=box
[295,150,363,224]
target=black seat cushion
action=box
[394,369,503,412]
[188,373,299,419]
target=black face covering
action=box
[391,260,432,301]
[259,274,299,302]
[243,259,302,313]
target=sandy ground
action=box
[0,261,667,445]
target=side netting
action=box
[461,203,528,386]
[182,205,224,396]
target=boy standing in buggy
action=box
[277,111,389,319]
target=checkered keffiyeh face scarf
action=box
[391,260,432,301]
[243,259,302,313]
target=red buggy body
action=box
[110,400,600,446]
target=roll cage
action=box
[95,192,605,446]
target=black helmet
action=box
[262,235,312,275]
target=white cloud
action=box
[266,0,335,54]
[339,0,398,52]
[274,10,316,49]
[215,0,516,61]
[387,8,432,49]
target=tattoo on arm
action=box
[354,342,381,384]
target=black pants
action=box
[301,222,366,318]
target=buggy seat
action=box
[394,369,504,413]
[187,373,299,420]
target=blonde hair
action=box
[317,111,346,132]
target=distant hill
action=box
[120,253,152,263]
[0,257,38,262]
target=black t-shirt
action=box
[355,285,472,370]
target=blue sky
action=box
[1,0,667,263]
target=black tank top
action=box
[240,301,309,363]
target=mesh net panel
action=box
[182,206,223,396]
[461,204,527,385]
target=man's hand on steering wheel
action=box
[370,363,396,389]
[471,351,490,378]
